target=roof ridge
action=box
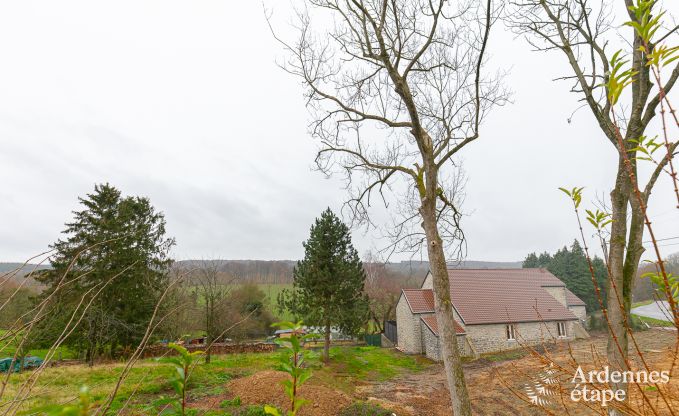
[446,267,546,271]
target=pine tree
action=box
[278,208,368,363]
[522,253,539,268]
[522,240,607,312]
[35,184,175,363]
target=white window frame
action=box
[506,324,516,340]
[557,321,567,337]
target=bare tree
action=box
[364,251,411,333]
[508,0,679,409]
[268,1,505,413]
[193,260,237,363]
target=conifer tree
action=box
[278,208,368,363]
[35,183,174,363]
[523,240,607,311]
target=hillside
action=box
[0,263,49,286]
[2,259,522,286]
[174,259,522,285]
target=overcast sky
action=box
[0,1,677,263]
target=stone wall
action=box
[569,305,587,322]
[543,286,567,306]
[421,323,471,361]
[421,272,433,289]
[422,322,441,360]
[396,294,423,354]
[465,320,576,354]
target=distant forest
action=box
[2,259,522,286]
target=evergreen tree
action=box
[522,253,539,268]
[35,184,174,363]
[522,252,552,268]
[278,208,368,363]
[522,240,607,312]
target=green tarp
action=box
[0,356,43,373]
[364,334,382,347]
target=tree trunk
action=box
[605,155,645,414]
[323,320,331,364]
[420,188,472,416]
[205,300,212,364]
[606,158,629,415]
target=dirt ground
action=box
[192,329,678,415]
[358,329,679,416]
[191,370,353,415]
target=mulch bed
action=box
[190,370,353,416]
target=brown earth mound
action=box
[192,370,353,416]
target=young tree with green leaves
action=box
[511,0,679,408]
[265,321,312,416]
[278,209,368,364]
[35,183,175,364]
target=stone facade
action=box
[569,305,587,322]
[397,270,586,360]
[396,294,424,354]
[397,292,472,359]
[421,323,471,360]
[543,286,567,306]
[464,320,575,355]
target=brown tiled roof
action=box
[403,268,579,325]
[447,268,578,324]
[421,314,465,335]
[505,268,586,307]
[565,288,586,306]
[402,289,435,313]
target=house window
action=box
[506,324,515,340]
[557,322,567,337]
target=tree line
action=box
[3,185,409,366]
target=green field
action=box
[0,330,77,361]
[0,345,427,414]
[258,283,293,320]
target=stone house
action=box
[396,268,588,361]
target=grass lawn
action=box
[0,329,78,361]
[258,283,293,320]
[0,345,427,414]
[631,299,655,308]
[631,313,674,327]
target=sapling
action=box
[264,321,312,416]
[157,342,204,416]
